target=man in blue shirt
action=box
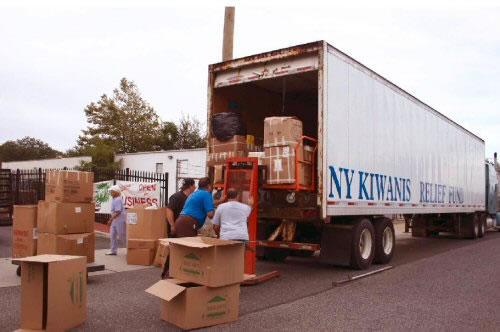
[175,177,215,237]
[106,185,126,255]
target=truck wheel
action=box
[471,214,479,239]
[373,218,395,264]
[350,218,375,270]
[478,214,485,238]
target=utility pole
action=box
[222,6,235,61]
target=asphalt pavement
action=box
[0,225,499,331]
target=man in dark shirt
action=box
[167,178,196,236]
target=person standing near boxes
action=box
[106,185,126,256]
[175,177,217,237]
[166,178,196,237]
[212,188,254,241]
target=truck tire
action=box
[373,218,395,264]
[350,218,375,270]
[478,214,485,238]
[471,214,479,239]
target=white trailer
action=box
[207,41,488,269]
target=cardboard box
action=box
[16,255,86,331]
[128,238,157,249]
[263,146,313,186]
[167,237,244,287]
[126,207,167,240]
[264,117,303,148]
[12,205,38,258]
[45,170,94,203]
[214,165,224,184]
[37,201,95,235]
[146,279,240,330]
[38,232,95,263]
[154,239,170,268]
[263,156,312,186]
[209,135,246,154]
[207,150,248,166]
[127,248,155,266]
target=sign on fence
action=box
[93,180,161,214]
[93,181,114,214]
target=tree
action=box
[157,121,179,151]
[78,78,161,153]
[76,139,122,171]
[0,137,61,162]
[175,114,206,149]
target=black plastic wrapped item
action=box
[210,112,247,141]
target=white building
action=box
[1,156,91,170]
[1,149,207,199]
[116,149,206,197]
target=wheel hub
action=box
[382,227,393,255]
[359,229,372,260]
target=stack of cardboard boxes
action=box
[263,116,313,186]
[126,206,168,265]
[208,135,263,184]
[12,205,38,259]
[37,170,96,263]
[146,237,245,330]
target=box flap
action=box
[166,236,241,248]
[145,280,186,301]
[13,254,84,264]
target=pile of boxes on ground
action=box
[208,115,314,186]
[13,170,95,331]
[146,237,245,330]
[12,170,95,262]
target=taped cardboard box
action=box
[12,205,38,258]
[38,232,95,263]
[146,279,240,330]
[207,150,248,167]
[45,170,94,203]
[167,237,244,287]
[262,151,312,186]
[209,135,246,154]
[154,239,170,268]
[214,165,224,184]
[37,201,95,235]
[16,255,86,331]
[127,248,155,266]
[128,238,157,249]
[264,117,303,148]
[126,207,167,240]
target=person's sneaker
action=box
[105,252,117,256]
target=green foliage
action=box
[158,121,179,150]
[0,136,61,162]
[78,78,161,153]
[76,139,122,171]
[158,114,206,150]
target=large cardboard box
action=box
[38,232,95,263]
[154,239,170,268]
[167,237,244,287]
[207,150,248,166]
[209,135,246,154]
[45,170,94,203]
[12,205,38,258]
[127,248,155,265]
[126,207,167,240]
[16,255,86,331]
[38,201,95,235]
[146,279,240,330]
[213,165,224,184]
[263,146,313,186]
[128,238,157,249]
[264,117,303,148]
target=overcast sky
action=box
[0,1,498,157]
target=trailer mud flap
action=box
[319,224,353,266]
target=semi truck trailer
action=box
[207,41,498,269]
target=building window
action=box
[156,163,163,174]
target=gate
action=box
[0,169,13,225]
